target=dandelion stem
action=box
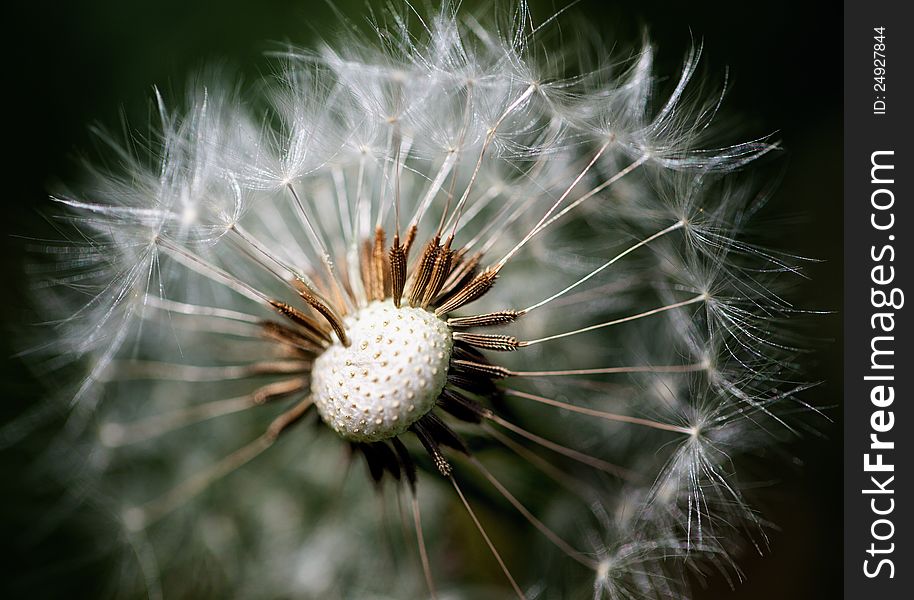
[285,184,353,313]
[469,456,600,570]
[125,397,312,529]
[449,475,526,600]
[230,224,308,284]
[482,423,598,502]
[353,155,368,242]
[466,148,555,252]
[496,142,611,270]
[103,360,310,382]
[509,362,707,377]
[125,528,163,600]
[504,389,692,435]
[286,184,330,260]
[145,296,262,324]
[392,141,403,238]
[156,239,271,306]
[532,154,649,236]
[410,152,457,230]
[485,413,633,479]
[331,165,353,246]
[519,294,706,346]
[101,379,307,446]
[448,84,537,236]
[411,494,438,600]
[447,184,499,239]
[522,221,685,313]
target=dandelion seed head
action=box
[15,1,819,598]
[312,300,453,441]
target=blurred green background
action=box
[3,1,840,598]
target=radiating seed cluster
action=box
[24,2,816,599]
[312,301,452,442]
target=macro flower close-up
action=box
[3,1,844,599]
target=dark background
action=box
[2,1,841,598]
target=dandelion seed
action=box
[23,2,814,597]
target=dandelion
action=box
[22,2,812,598]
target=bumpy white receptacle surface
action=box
[311,300,453,442]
